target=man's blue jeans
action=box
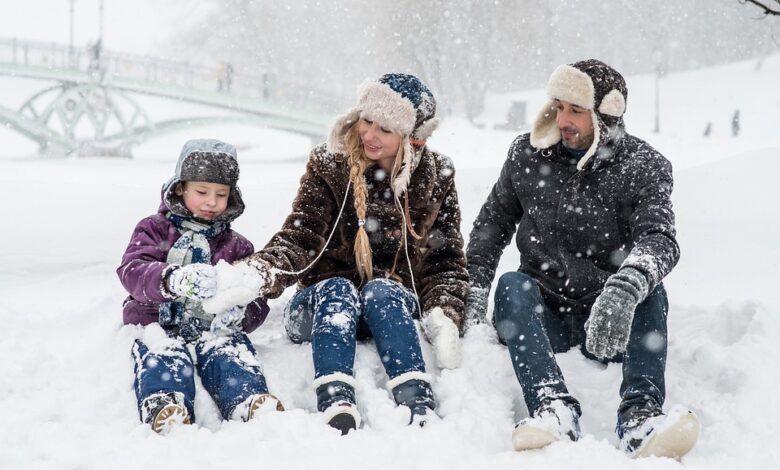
[284,277,425,381]
[132,331,270,421]
[493,271,668,417]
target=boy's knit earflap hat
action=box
[162,138,245,222]
[328,73,439,195]
[530,59,628,170]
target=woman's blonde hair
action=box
[343,121,405,282]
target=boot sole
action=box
[152,403,191,433]
[633,411,700,459]
[512,425,559,451]
[328,412,357,435]
[247,394,285,421]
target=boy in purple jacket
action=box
[117,138,283,433]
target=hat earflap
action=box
[327,109,360,155]
[413,116,440,141]
[575,110,602,170]
[530,100,561,149]
[598,89,626,117]
[392,136,420,196]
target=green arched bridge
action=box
[0,38,338,157]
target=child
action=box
[117,138,283,433]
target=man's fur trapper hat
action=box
[327,73,439,195]
[530,59,628,170]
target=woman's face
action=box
[358,118,401,169]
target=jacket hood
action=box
[161,138,245,223]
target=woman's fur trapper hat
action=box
[530,59,628,170]
[162,138,245,223]
[327,73,439,195]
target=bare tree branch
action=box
[739,0,780,16]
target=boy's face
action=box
[176,181,231,220]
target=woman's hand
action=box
[422,306,462,369]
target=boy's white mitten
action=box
[166,263,218,301]
[422,307,462,369]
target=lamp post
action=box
[69,0,75,66]
[651,49,666,134]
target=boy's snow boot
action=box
[141,392,191,433]
[512,399,581,451]
[387,373,437,427]
[617,404,700,459]
[314,373,361,435]
[232,393,285,422]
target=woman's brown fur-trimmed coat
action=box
[247,143,469,331]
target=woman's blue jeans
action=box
[493,271,668,417]
[284,277,425,381]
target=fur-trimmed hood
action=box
[161,138,245,224]
[530,59,629,171]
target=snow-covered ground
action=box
[0,55,778,469]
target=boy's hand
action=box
[166,263,218,301]
[210,305,246,336]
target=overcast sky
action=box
[0,0,179,54]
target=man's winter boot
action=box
[232,393,285,422]
[141,391,191,433]
[512,399,581,451]
[617,404,700,459]
[313,373,361,435]
[387,372,437,427]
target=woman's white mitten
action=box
[422,307,461,369]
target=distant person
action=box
[117,139,283,433]
[466,59,699,458]
[237,73,468,434]
[225,62,234,93]
[732,109,740,137]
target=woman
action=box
[243,73,468,434]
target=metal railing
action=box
[0,37,344,114]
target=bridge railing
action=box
[0,37,344,114]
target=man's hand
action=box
[465,287,489,328]
[166,263,218,301]
[585,267,649,360]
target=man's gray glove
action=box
[465,286,489,328]
[585,267,649,360]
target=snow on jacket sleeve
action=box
[417,169,469,333]
[117,216,176,305]
[466,137,525,317]
[620,156,680,294]
[245,149,338,298]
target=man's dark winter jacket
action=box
[467,132,679,319]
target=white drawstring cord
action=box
[271,176,422,316]
[272,179,353,277]
[395,194,422,316]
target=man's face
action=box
[555,99,595,150]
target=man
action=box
[466,59,699,459]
